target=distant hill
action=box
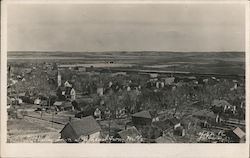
[7,51,245,76]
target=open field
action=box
[8,51,245,76]
[7,118,62,143]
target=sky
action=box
[7,3,245,52]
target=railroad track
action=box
[23,115,64,131]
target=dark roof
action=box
[60,116,101,138]
[132,110,152,119]
[193,109,216,119]
[118,126,141,142]
[175,126,184,131]
[169,117,180,125]
[152,120,171,131]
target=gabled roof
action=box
[212,99,232,108]
[155,136,174,143]
[18,92,26,97]
[193,109,216,119]
[233,127,245,139]
[60,116,101,138]
[118,126,141,142]
[64,81,72,87]
[62,102,72,108]
[153,120,171,131]
[53,101,63,106]
[132,110,152,119]
[169,117,180,125]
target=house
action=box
[64,81,72,88]
[212,99,233,113]
[156,82,160,88]
[193,109,217,125]
[53,101,63,107]
[61,102,74,111]
[149,73,158,78]
[168,117,181,130]
[160,81,165,88]
[104,108,111,119]
[152,120,171,132]
[18,92,26,98]
[34,98,41,105]
[164,77,175,85]
[75,107,96,119]
[132,110,152,126]
[181,116,199,130]
[94,108,102,120]
[173,126,185,136]
[60,116,101,143]
[115,108,127,119]
[97,84,104,96]
[12,98,23,105]
[127,86,131,91]
[40,100,48,106]
[181,119,192,130]
[226,127,245,143]
[117,126,142,143]
[52,101,69,111]
[138,125,162,141]
[57,71,62,87]
[24,68,32,74]
[70,88,76,101]
[78,67,86,72]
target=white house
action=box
[70,88,76,101]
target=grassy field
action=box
[7,118,61,143]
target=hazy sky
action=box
[8,3,245,52]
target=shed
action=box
[132,110,152,126]
[53,101,63,107]
[60,116,101,143]
[212,99,233,111]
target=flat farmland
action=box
[8,51,245,76]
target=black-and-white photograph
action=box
[6,2,246,144]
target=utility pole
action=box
[108,113,111,143]
[52,110,54,128]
